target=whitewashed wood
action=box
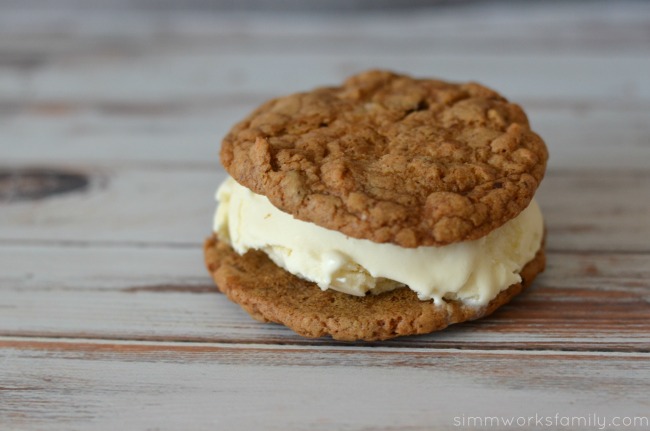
[1,4,650,429]
[0,102,252,169]
[536,170,650,252]
[1,2,649,55]
[1,4,648,170]
[0,244,210,291]
[2,54,648,106]
[0,245,648,349]
[2,106,649,170]
[1,10,650,105]
[0,167,226,246]
[0,168,648,252]
[1,337,648,431]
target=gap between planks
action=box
[1,332,649,354]
[1,239,650,256]
[2,246,647,352]
[2,336,649,358]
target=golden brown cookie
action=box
[221,70,548,247]
[204,235,546,341]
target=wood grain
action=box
[0,245,648,350]
[1,2,650,429]
[1,2,649,55]
[0,168,648,252]
[2,54,648,106]
[2,105,649,170]
[1,337,648,430]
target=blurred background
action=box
[1,0,649,246]
[2,0,649,170]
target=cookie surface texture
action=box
[204,235,546,341]
[221,70,548,247]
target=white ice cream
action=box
[213,177,543,306]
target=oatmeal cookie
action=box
[221,70,548,247]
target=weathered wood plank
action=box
[1,337,648,431]
[0,168,647,252]
[0,245,648,350]
[0,167,225,246]
[1,2,649,56]
[0,4,648,430]
[2,54,648,106]
[2,106,649,170]
[537,170,650,253]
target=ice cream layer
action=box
[213,177,543,306]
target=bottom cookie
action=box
[204,234,546,341]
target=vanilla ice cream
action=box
[214,176,544,306]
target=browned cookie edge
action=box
[204,234,546,341]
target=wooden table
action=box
[1,2,649,429]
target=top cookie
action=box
[220,70,548,247]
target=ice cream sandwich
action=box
[204,70,548,341]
